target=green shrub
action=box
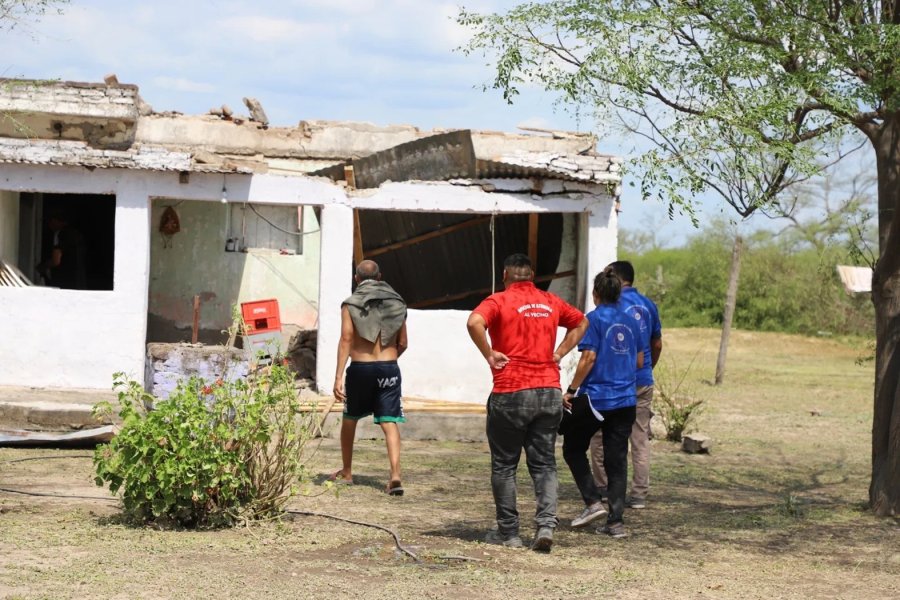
[94,366,317,528]
[653,352,705,442]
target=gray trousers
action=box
[486,387,563,535]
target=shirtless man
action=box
[331,260,408,495]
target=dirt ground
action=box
[1,329,898,600]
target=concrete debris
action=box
[191,149,224,166]
[221,104,233,118]
[0,425,115,447]
[104,73,119,86]
[287,329,317,380]
[145,343,250,400]
[136,95,153,116]
[243,97,269,127]
[682,434,713,454]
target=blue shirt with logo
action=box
[577,304,638,412]
[617,286,661,387]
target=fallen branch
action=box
[286,509,420,562]
[434,554,489,562]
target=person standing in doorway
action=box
[331,260,408,496]
[467,253,587,551]
[37,210,87,289]
[562,267,643,539]
[590,260,662,509]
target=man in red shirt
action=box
[467,253,587,551]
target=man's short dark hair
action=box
[503,253,532,269]
[606,260,635,284]
[355,260,381,281]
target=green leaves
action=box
[458,0,899,217]
[93,364,319,528]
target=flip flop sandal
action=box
[386,480,404,496]
[328,470,353,485]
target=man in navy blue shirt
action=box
[591,261,662,509]
[560,267,643,538]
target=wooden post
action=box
[192,295,201,344]
[528,213,539,266]
[344,165,356,190]
[353,209,364,265]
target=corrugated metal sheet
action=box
[357,210,566,310]
[475,158,591,182]
[0,156,248,174]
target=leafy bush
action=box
[94,365,317,528]
[653,352,704,442]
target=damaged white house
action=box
[0,78,623,404]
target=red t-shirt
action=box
[473,281,585,393]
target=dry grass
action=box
[1,329,898,599]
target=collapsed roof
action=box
[0,78,623,185]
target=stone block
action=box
[682,434,712,454]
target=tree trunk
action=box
[715,235,743,385]
[869,115,900,517]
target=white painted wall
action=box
[314,203,354,393]
[0,164,618,399]
[0,166,340,390]
[0,176,149,388]
[0,189,19,264]
[398,309,594,404]
[148,200,321,338]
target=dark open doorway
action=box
[21,192,116,291]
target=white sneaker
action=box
[571,503,608,528]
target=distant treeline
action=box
[622,227,873,337]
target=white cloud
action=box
[214,15,329,43]
[151,76,216,94]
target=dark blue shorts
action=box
[343,361,405,424]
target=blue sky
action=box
[0,0,735,244]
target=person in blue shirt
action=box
[590,261,662,509]
[560,267,643,538]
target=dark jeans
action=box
[561,396,636,524]
[486,387,563,536]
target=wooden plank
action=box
[191,295,200,344]
[528,213,539,265]
[353,209,364,264]
[409,270,576,309]
[366,215,492,258]
[344,165,356,190]
[297,402,485,414]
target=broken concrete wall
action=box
[0,79,138,149]
[145,343,250,399]
[0,190,19,264]
[147,199,320,344]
